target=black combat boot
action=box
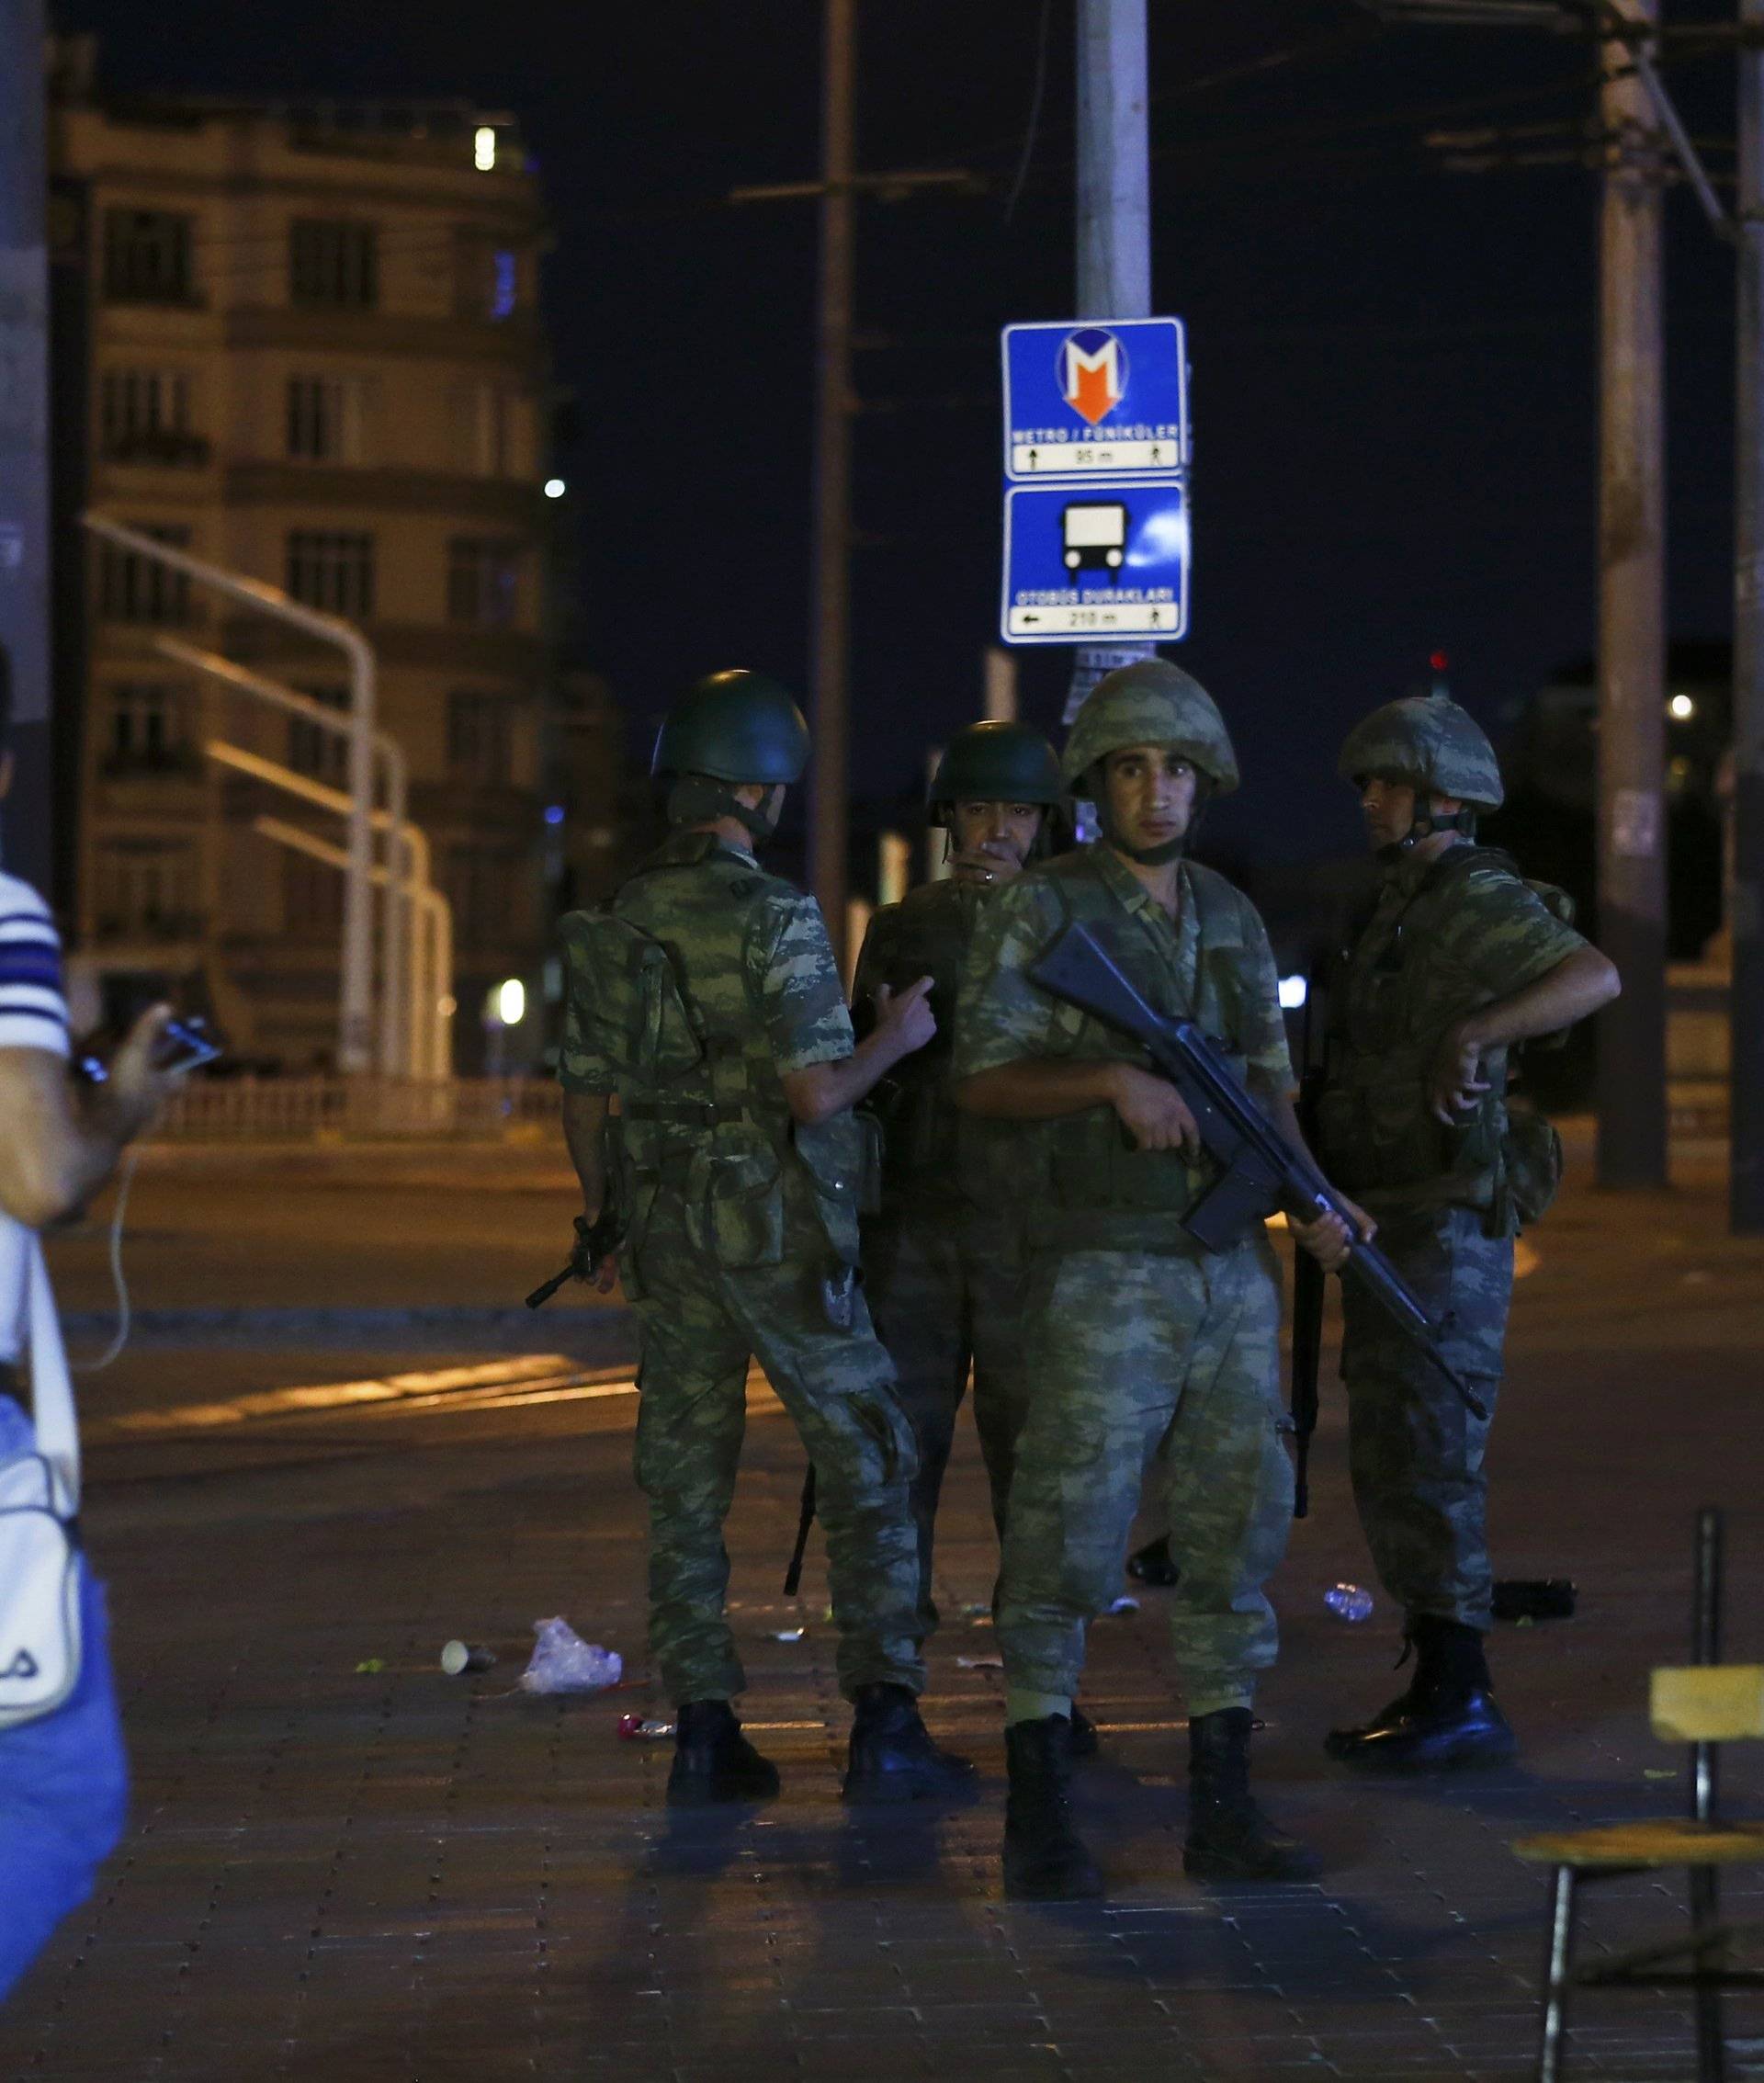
[1325,1616,1516,1772]
[1184,1708,1320,1883]
[1126,1534,1181,1588]
[1069,1704,1100,1760]
[666,1700,782,1807]
[1002,1716,1103,1900]
[841,1682,977,1804]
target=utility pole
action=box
[1735,0,1764,1228]
[808,0,856,966]
[0,0,51,891]
[1595,0,1669,1189]
[1065,0,1155,727]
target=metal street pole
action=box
[155,636,429,1080]
[1734,0,1764,1228]
[83,515,382,1073]
[808,0,856,966]
[1595,0,1669,1189]
[1065,0,1155,727]
[0,0,51,891]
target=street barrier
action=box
[151,1077,561,1143]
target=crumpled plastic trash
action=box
[519,1616,623,1695]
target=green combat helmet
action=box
[651,670,810,845]
[926,720,1062,828]
[1061,657,1240,798]
[651,669,810,785]
[1337,695,1503,842]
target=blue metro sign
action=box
[1001,318,1188,481]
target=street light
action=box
[498,978,526,1026]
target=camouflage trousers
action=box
[1340,1201,1512,1634]
[998,1234,1294,1718]
[862,1197,1034,1636]
[628,1189,925,1706]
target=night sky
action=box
[62,0,1740,870]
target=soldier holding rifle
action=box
[954,660,1362,1900]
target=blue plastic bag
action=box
[0,1403,128,2004]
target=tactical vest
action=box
[857,878,1020,1208]
[560,833,871,1295]
[1025,851,1254,1256]
[1315,844,1571,1226]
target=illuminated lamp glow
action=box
[1668,693,1696,721]
[474,126,497,172]
[497,979,526,1025]
[1278,975,1308,1010]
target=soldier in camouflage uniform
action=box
[953,660,1357,1900]
[556,670,974,1807]
[1317,695,1619,1772]
[851,722,1064,1656]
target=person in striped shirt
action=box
[0,642,177,2002]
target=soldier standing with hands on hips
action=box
[1316,695,1620,1772]
[555,671,973,1808]
[954,660,1363,1900]
[851,723,1092,1726]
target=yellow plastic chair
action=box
[1512,1509,1764,2081]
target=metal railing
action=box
[151,1075,560,1142]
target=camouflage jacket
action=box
[851,877,1023,1210]
[1314,842,1586,1211]
[954,843,1292,1255]
[557,829,866,1285]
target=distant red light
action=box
[1430,650,1449,674]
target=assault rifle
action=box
[1027,923,1485,1429]
[526,1199,623,1309]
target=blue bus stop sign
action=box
[1001,319,1188,481]
[1001,480,1189,645]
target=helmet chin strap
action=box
[667,776,781,845]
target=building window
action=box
[105,682,189,771]
[447,538,520,628]
[286,531,374,618]
[447,692,516,787]
[94,840,198,939]
[289,219,378,311]
[103,209,195,304]
[455,382,522,478]
[98,526,191,625]
[288,685,350,785]
[99,369,205,466]
[282,852,344,936]
[286,375,370,463]
[445,846,523,946]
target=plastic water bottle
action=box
[1324,1582,1374,1624]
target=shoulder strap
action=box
[23,1240,78,1511]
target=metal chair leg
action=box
[1539,1863,1578,2083]
[1690,1863,1727,2083]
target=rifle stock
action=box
[1027,923,1487,1423]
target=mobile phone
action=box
[78,1014,224,1083]
[154,1016,223,1077]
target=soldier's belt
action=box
[624,1101,749,1126]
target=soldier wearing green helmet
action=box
[1316,692,1621,1772]
[555,669,973,1809]
[848,720,1074,1715]
[952,657,1359,1900]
